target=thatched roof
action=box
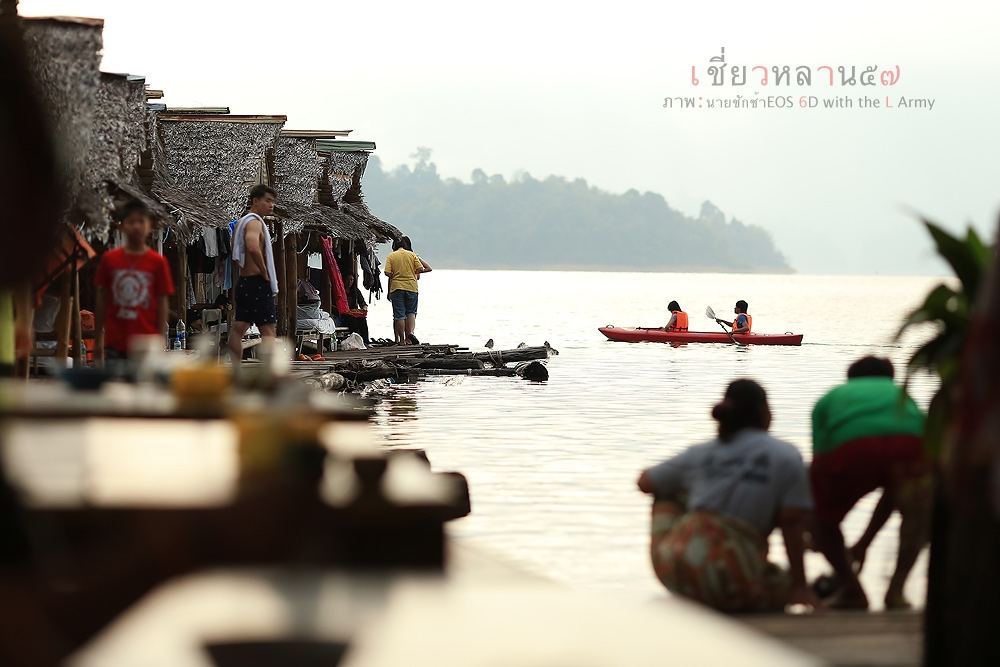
[327,149,401,242]
[21,16,107,237]
[274,201,373,241]
[147,111,228,245]
[93,73,142,186]
[274,135,320,208]
[273,135,381,242]
[322,150,370,205]
[155,114,286,223]
[90,73,174,227]
[343,200,401,243]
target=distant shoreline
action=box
[385,264,950,279]
[399,262,796,274]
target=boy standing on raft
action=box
[95,200,174,362]
[717,300,752,334]
[665,301,688,331]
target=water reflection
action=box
[363,271,940,607]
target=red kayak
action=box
[599,326,804,346]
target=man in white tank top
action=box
[228,185,278,365]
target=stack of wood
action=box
[293,344,551,390]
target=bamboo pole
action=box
[54,276,70,360]
[275,222,286,336]
[71,248,82,366]
[177,243,188,335]
[320,251,332,314]
[285,234,298,341]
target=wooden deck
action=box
[743,610,922,667]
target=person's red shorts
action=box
[810,435,928,523]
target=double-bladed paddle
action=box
[705,306,745,346]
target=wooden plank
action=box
[280,129,352,138]
[156,114,287,124]
[742,611,922,667]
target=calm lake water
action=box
[365,270,941,607]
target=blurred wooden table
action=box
[69,559,817,667]
[0,404,469,658]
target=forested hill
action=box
[362,151,791,273]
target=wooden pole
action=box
[0,290,14,374]
[15,283,34,379]
[177,243,188,333]
[320,250,332,314]
[71,248,82,366]
[285,234,298,342]
[275,222,286,337]
[54,275,71,360]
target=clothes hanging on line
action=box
[202,227,219,258]
[359,244,383,301]
[223,220,237,290]
[321,236,350,315]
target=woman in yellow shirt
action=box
[384,236,431,344]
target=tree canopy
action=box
[363,150,790,273]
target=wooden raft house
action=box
[17,14,404,371]
[16,13,551,384]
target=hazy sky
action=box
[21,0,1000,274]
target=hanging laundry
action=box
[321,237,350,315]
[217,227,231,257]
[359,244,383,301]
[202,226,219,257]
[223,221,236,290]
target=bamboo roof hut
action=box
[273,132,373,242]
[22,17,174,243]
[318,142,401,243]
[94,72,171,226]
[154,113,286,222]
[145,111,229,245]
[21,16,108,238]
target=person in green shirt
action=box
[810,356,930,610]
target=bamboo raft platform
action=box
[289,344,553,389]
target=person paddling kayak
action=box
[717,300,752,334]
[665,301,689,332]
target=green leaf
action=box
[897,284,965,338]
[923,220,985,298]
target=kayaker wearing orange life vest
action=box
[666,301,689,331]
[717,300,752,334]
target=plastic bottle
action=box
[174,320,186,351]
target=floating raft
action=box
[291,344,551,388]
[599,327,804,346]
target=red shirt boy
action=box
[95,202,174,358]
